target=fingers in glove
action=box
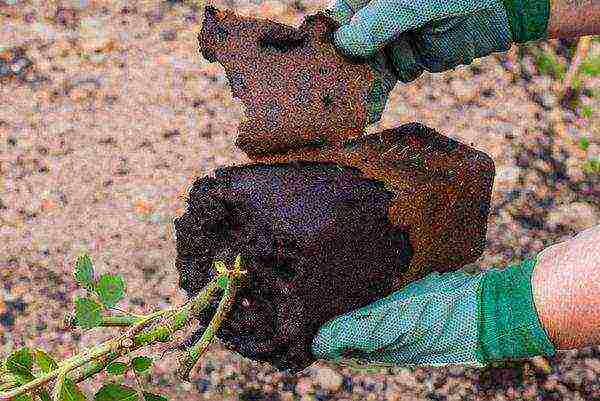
[384,34,424,83]
[411,10,512,73]
[324,0,371,25]
[330,0,432,58]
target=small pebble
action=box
[88,52,108,64]
[280,392,294,401]
[9,57,31,74]
[195,378,210,393]
[0,61,10,77]
[314,388,330,401]
[210,370,220,385]
[55,7,80,28]
[64,0,89,9]
[384,389,402,401]
[160,29,177,41]
[315,367,343,392]
[296,377,314,395]
[69,87,88,102]
[0,311,15,328]
[495,166,521,189]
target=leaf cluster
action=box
[0,254,167,401]
[72,254,127,329]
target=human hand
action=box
[174,161,413,373]
[311,267,487,367]
[312,258,557,367]
[324,0,551,81]
[531,225,600,350]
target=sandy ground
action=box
[1,0,599,400]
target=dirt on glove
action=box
[197,5,376,156]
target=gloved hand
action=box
[311,256,557,368]
[324,0,550,82]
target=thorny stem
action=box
[0,255,246,401]
[51,372,65,401]
[108,306,145,320]
[175,282,236,381]
[102,315,144,327]
[175,254,246,381]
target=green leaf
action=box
[106,362,128,376]
[14,394,33,401]
[74,297,103,329]
[38,389,52,401]
[213,260,227,275]
[581,106,594,120]
[131,357,152,374]
[534,49,566,79]
[580,55,600,77]
[582,157,600,175]
[95,274,126,308]
[34,349,59,374]
[94,383,138,401]
[58,377,86,401]
[579,137,590,151]
[143,393,166,401]
[6,348,34,378]
[74,254,95,290]
[216,275,229,290]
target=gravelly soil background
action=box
[1,1,599,400]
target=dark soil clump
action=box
[175,160,413,373]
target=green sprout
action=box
[578,137,590,151]
[0,253,247,401]
[579,55,600,77]
[533,48,566,80]
[582,157,600,175]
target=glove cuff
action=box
[365,54,397,125]
[475,257,556,365]
[501,0,550,43]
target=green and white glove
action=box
[323,3,399,125]
[324,0,551,81]
[311,257,557,368]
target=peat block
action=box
[175,122,495,373]
[183,6,495,374]
[198,5,376,156]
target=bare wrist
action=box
[532,226,600,350]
